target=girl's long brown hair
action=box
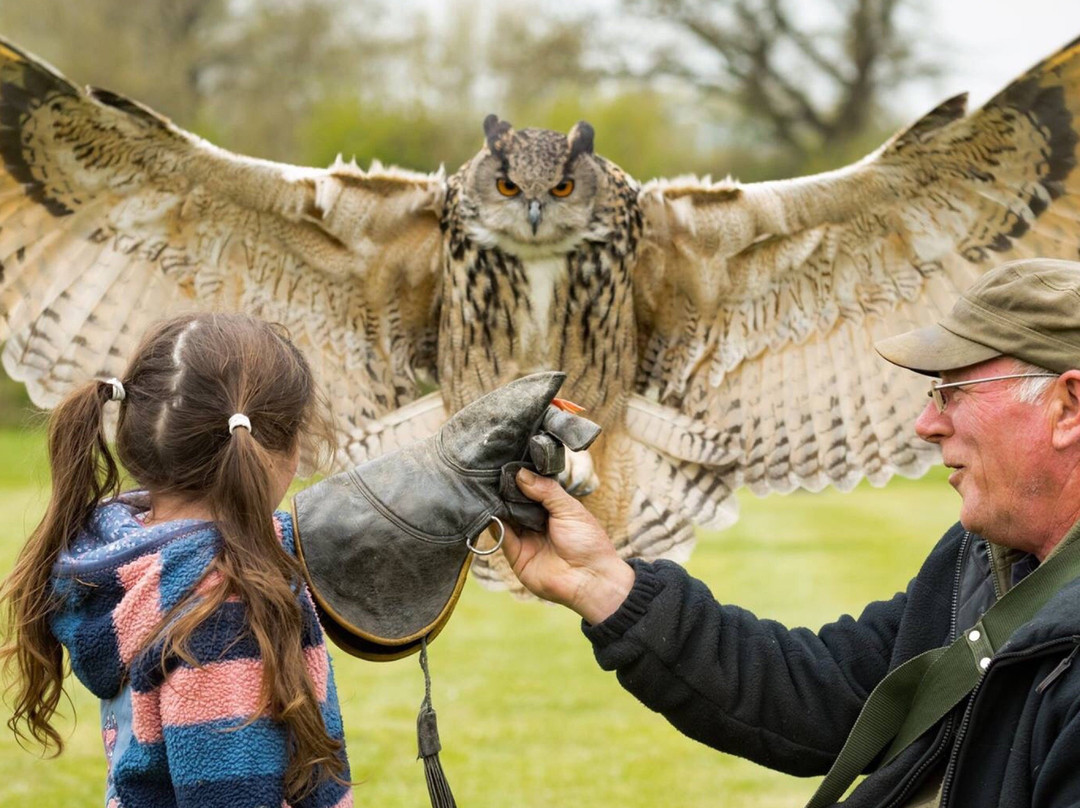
[1,313,342,800]
[1,379,120,751]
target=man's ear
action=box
[1051,370,1080,450]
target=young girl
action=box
[1,313,352,807]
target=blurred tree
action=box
[0,0,396,161]
[476,2,812,181]
[486,9,598,108]
[294,2,770,182]
[617,0,938,166]
[300,97,481,173]
[0,375,36,430]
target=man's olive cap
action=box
[875,259,1080,376]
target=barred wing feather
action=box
[624,36,1080,558]
[0,36,446,457]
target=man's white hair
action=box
[1011,359,1058,404]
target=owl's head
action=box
[460,115,605,255]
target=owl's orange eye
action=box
[496,178,520,197]
[551,179,575,198]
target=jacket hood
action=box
[986,517,1080,652]
[49,493,218,699]
[1000,571,1080,652]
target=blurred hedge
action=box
[0,373,40,430]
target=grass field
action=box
[0,426,959,807]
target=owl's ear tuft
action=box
[567,121,595,161]
[483,114,514,155]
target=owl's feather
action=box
[2,33,1080,589]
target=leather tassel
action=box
[417,638,457,808]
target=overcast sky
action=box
[909,0,1080,115]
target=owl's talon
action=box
[558,448,600,497]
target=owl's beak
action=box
[528,199,543,234]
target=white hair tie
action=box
[228,413,251,435]
[100,377,126,402]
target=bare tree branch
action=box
[616,0,936,161]
[768,0,849,85]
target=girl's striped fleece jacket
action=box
[49,493,353,808]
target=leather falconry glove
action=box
[291,372,600,808]
[292,370,600,661]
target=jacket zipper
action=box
[989,544,1005,602]
[880,715,954,808]
[951,532,972,641]
[938,638,1080,807]
[878,531,974,808]
[1035,643,1080,694]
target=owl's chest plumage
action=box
[437,177,642,424]
[515,255,565,355]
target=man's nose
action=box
[914,398,951,443]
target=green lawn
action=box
[0,427,958,807]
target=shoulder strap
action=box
[805,534,1080,808]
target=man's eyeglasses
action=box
[928,373,1059,413]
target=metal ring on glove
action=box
[466,515,505,556]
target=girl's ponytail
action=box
[1,379,120,751]
[218,423,344,800]
[158,413,344,802]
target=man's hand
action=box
[501,468,635,624]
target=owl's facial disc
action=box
[467,120,601,255]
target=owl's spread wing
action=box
[633,35,1080,505]
[0,37,445,458]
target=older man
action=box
[502,258,1080,807]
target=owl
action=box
[2,33,1080,591]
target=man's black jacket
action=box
[584,523,1080,807]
